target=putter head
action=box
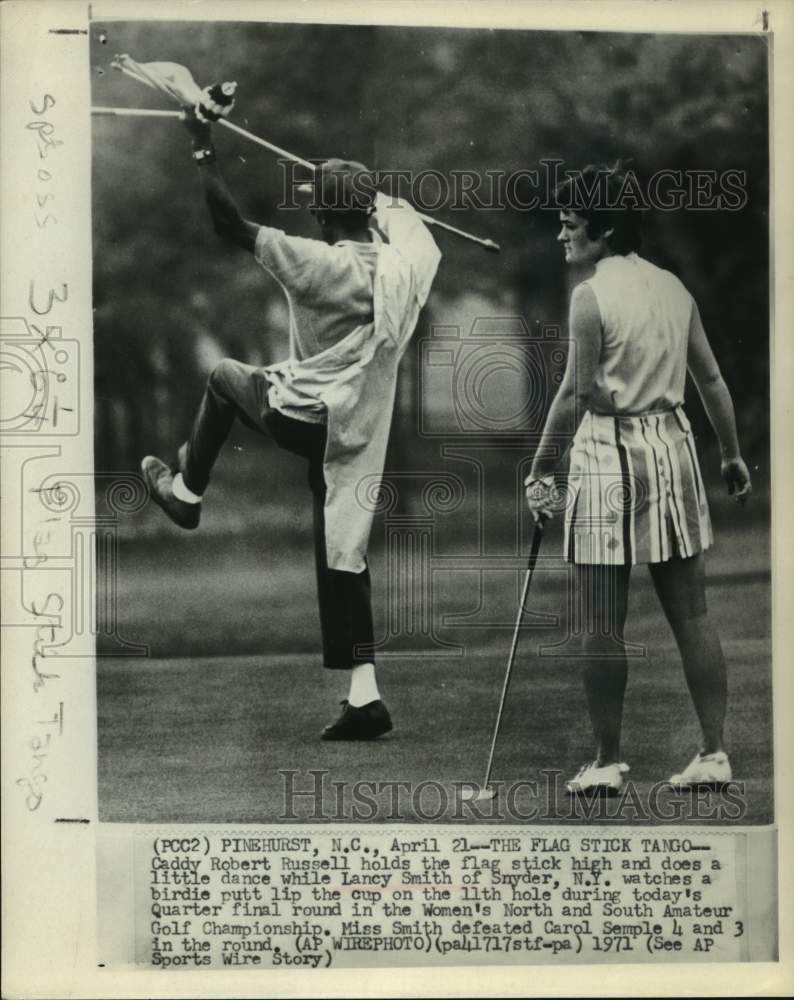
[460,786,497,802]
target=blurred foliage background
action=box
[91,20,769,509]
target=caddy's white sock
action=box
[172,472,202,504]
[348,662,380,707]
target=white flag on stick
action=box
[102,54,499,252]
[112,54,236,120]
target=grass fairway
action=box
[98,641,771,825]
[98,517,772,824]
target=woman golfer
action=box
[525,163,752,794]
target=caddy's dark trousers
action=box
[183,358,375,670]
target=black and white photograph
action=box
[91,16,771,826]
[1,0,792,994]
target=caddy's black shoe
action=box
[141,454,201,530]
[321,700,393,741]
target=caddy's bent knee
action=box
[208,357,240,394]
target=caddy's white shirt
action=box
[253,194,441,572]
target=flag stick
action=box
[219,119,315,170]
[92,106,181,118]
[91,104,501,252]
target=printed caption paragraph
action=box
[114,829,775,969]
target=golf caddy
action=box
[122,64,449,740]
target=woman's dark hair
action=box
[555,161,643,254]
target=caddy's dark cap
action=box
[306,158,376,213]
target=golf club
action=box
[461,517,545,802]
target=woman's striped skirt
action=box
[563,406,713,565]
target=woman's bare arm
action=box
[686,303,751,502]
[528,282,602,480]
